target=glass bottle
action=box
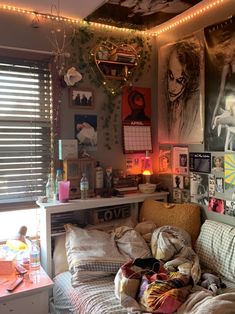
[55,169,63,200]
[46,173,54,202]
[30,240,40,270]
[80,173,89,200]
[95,161,104,196]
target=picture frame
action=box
[69,88,94,109]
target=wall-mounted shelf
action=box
[94,41,138,81]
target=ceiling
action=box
[3,0,202,30]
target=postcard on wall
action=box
[208,197,225,215]
[225,201,235,217]
[125,156,143,175]
[181,190,191,203]
[208,174,215,197]
[190,172,209,206]
[183,176,190,190]
[189,152,211,173]
[173,188,182,204]
[159,144,172,173]
[172,146,188,175]
[74,114,97,150]
[173,175,183,189]
[211,153,224,175]
[224,153,235,200]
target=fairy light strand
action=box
[0,0,225,37]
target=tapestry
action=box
[204,16,235,151]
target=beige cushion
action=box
[65,224,125,285]
[139,199,201,246]
[53,217,136,276]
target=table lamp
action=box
[142,151,153,184]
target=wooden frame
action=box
[69,88,94,109]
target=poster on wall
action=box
[224,153,235,199]
[122,86,152,153]
[189,152,211,173]
[172,146,188,175]
[190,172,209,206]
[158,35,203,144]
[159,144,172,173]
[204,16,235,151]
[74,114,97,150]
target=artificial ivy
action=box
[67,25,152,149]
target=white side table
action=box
[0,266,53,314]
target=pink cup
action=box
[58,181,70,203]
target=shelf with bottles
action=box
[94,41,138,81]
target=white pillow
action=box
[65,224,126,285]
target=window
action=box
[0,58,53,204]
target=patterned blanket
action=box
[115,225,201,313]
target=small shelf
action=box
[96,59,137,67]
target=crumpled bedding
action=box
[177,286,235,314]
[115,225,201,313]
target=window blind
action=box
[0,58,52,204]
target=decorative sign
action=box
[88,204,131,224]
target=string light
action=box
[153,0,224,36]
[0,0,225,37]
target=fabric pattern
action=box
[139,200,201,246]
[65,224,126,285]
[195,219,235,282]
[53,271,128,314]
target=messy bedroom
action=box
[0,0,235,313]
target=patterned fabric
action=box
[195,220,235,282]
[151,225,201,285]
[65,224,126,285]
[139,272,192,313]
[53,271,128,314]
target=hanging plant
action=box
[66,25,152,149]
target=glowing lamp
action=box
[142,151,153,184]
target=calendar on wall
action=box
[123,124,152,153]
[122,86,153,153]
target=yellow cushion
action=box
[139,199,201,246]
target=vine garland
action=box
[67,26,152,149]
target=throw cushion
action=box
[195,219,235,282]
[65,224,125,285]
[139,200,201,246]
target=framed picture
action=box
[69,88,94,109]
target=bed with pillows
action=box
[50,200,235,314]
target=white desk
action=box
[37,191,169,277]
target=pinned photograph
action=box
[190,172,208,206]
[173,189,182,203]
[189,152,211,173]
[159,145,172,173]
[211,155,224,174]
[173,175,183,189]
[225,201,235,217]
[173,146,188,175]
[208,174,216,197]
[70,88,94,109]
[74,114,97,149]
[208,197,225,215]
